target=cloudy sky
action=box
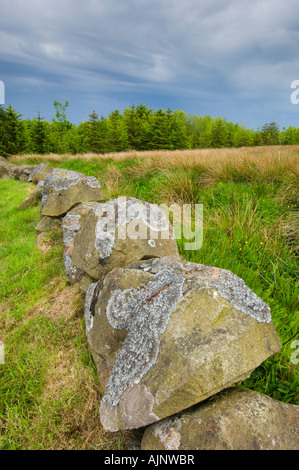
[1,0,299,128]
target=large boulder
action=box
[61,202,99,285]
[141,387,299,450]
[40,168,102,217]
[71,197,180,281]
[28,163,53,184]
[84,257,282,431]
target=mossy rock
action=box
[84,257,281,431]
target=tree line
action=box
[0,101,298,157]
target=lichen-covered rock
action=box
[28,163,53,184]
[8,164,36,181]
[141,387,299,450]
[40,168,102,217]
[61,202,98,285]
[84,257,281,431]
[71,197,180,280]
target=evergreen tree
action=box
[0,105,25,157]
[261,122,280,145]
[148,109,170,149]
[30,110,49,154]
[0,106,8,157]
[210,117,229,148]
[107,110,127,152]
[168,110,188,150]
[87,110,101,153]
[135,103,153,150]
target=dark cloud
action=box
[0,0,299,126]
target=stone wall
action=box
[2,160,298,450]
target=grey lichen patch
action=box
[102,265,185,407]
[28,163,46,182]
[40,193,48,210]
[62,214,81,247]
[131,258,271,323]
[93,197,171,260]
[84,282,97,333]
[85,175,101,188]
[185,263,271,323]
[41,169,101,209]
[153,416,182,450]
[36,180,44,190]
[63,250,85,284]
[45,168,80,191]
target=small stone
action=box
[40,168,102,217]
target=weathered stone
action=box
[72,197,180,280]
[40,168,102,217]
[61,202,98,285]
[28,163,53,184]
[35,216,62,233]
[141,387,299,450]
[8,164,36,181]
[18,186,43,208]
[0,159,10,178]
[84,257,281,431]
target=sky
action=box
[1,0,299,129]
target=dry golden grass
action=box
[11,146,299,190]
[103,165,133,200]
[10,144,299,168]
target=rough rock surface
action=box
[141,387,299,450]
[84,257,281,431]
[35,216,62,233]
[61,202,98,284]
[40,168,102,217]
[28,163,53,184]
[72,197,180,280]
[0,159,10,178]
[11,164,36,180]
[3,164,36,181]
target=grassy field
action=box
[1,145,298,449]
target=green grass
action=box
[0,179,130,449]
[1,149,298,448]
